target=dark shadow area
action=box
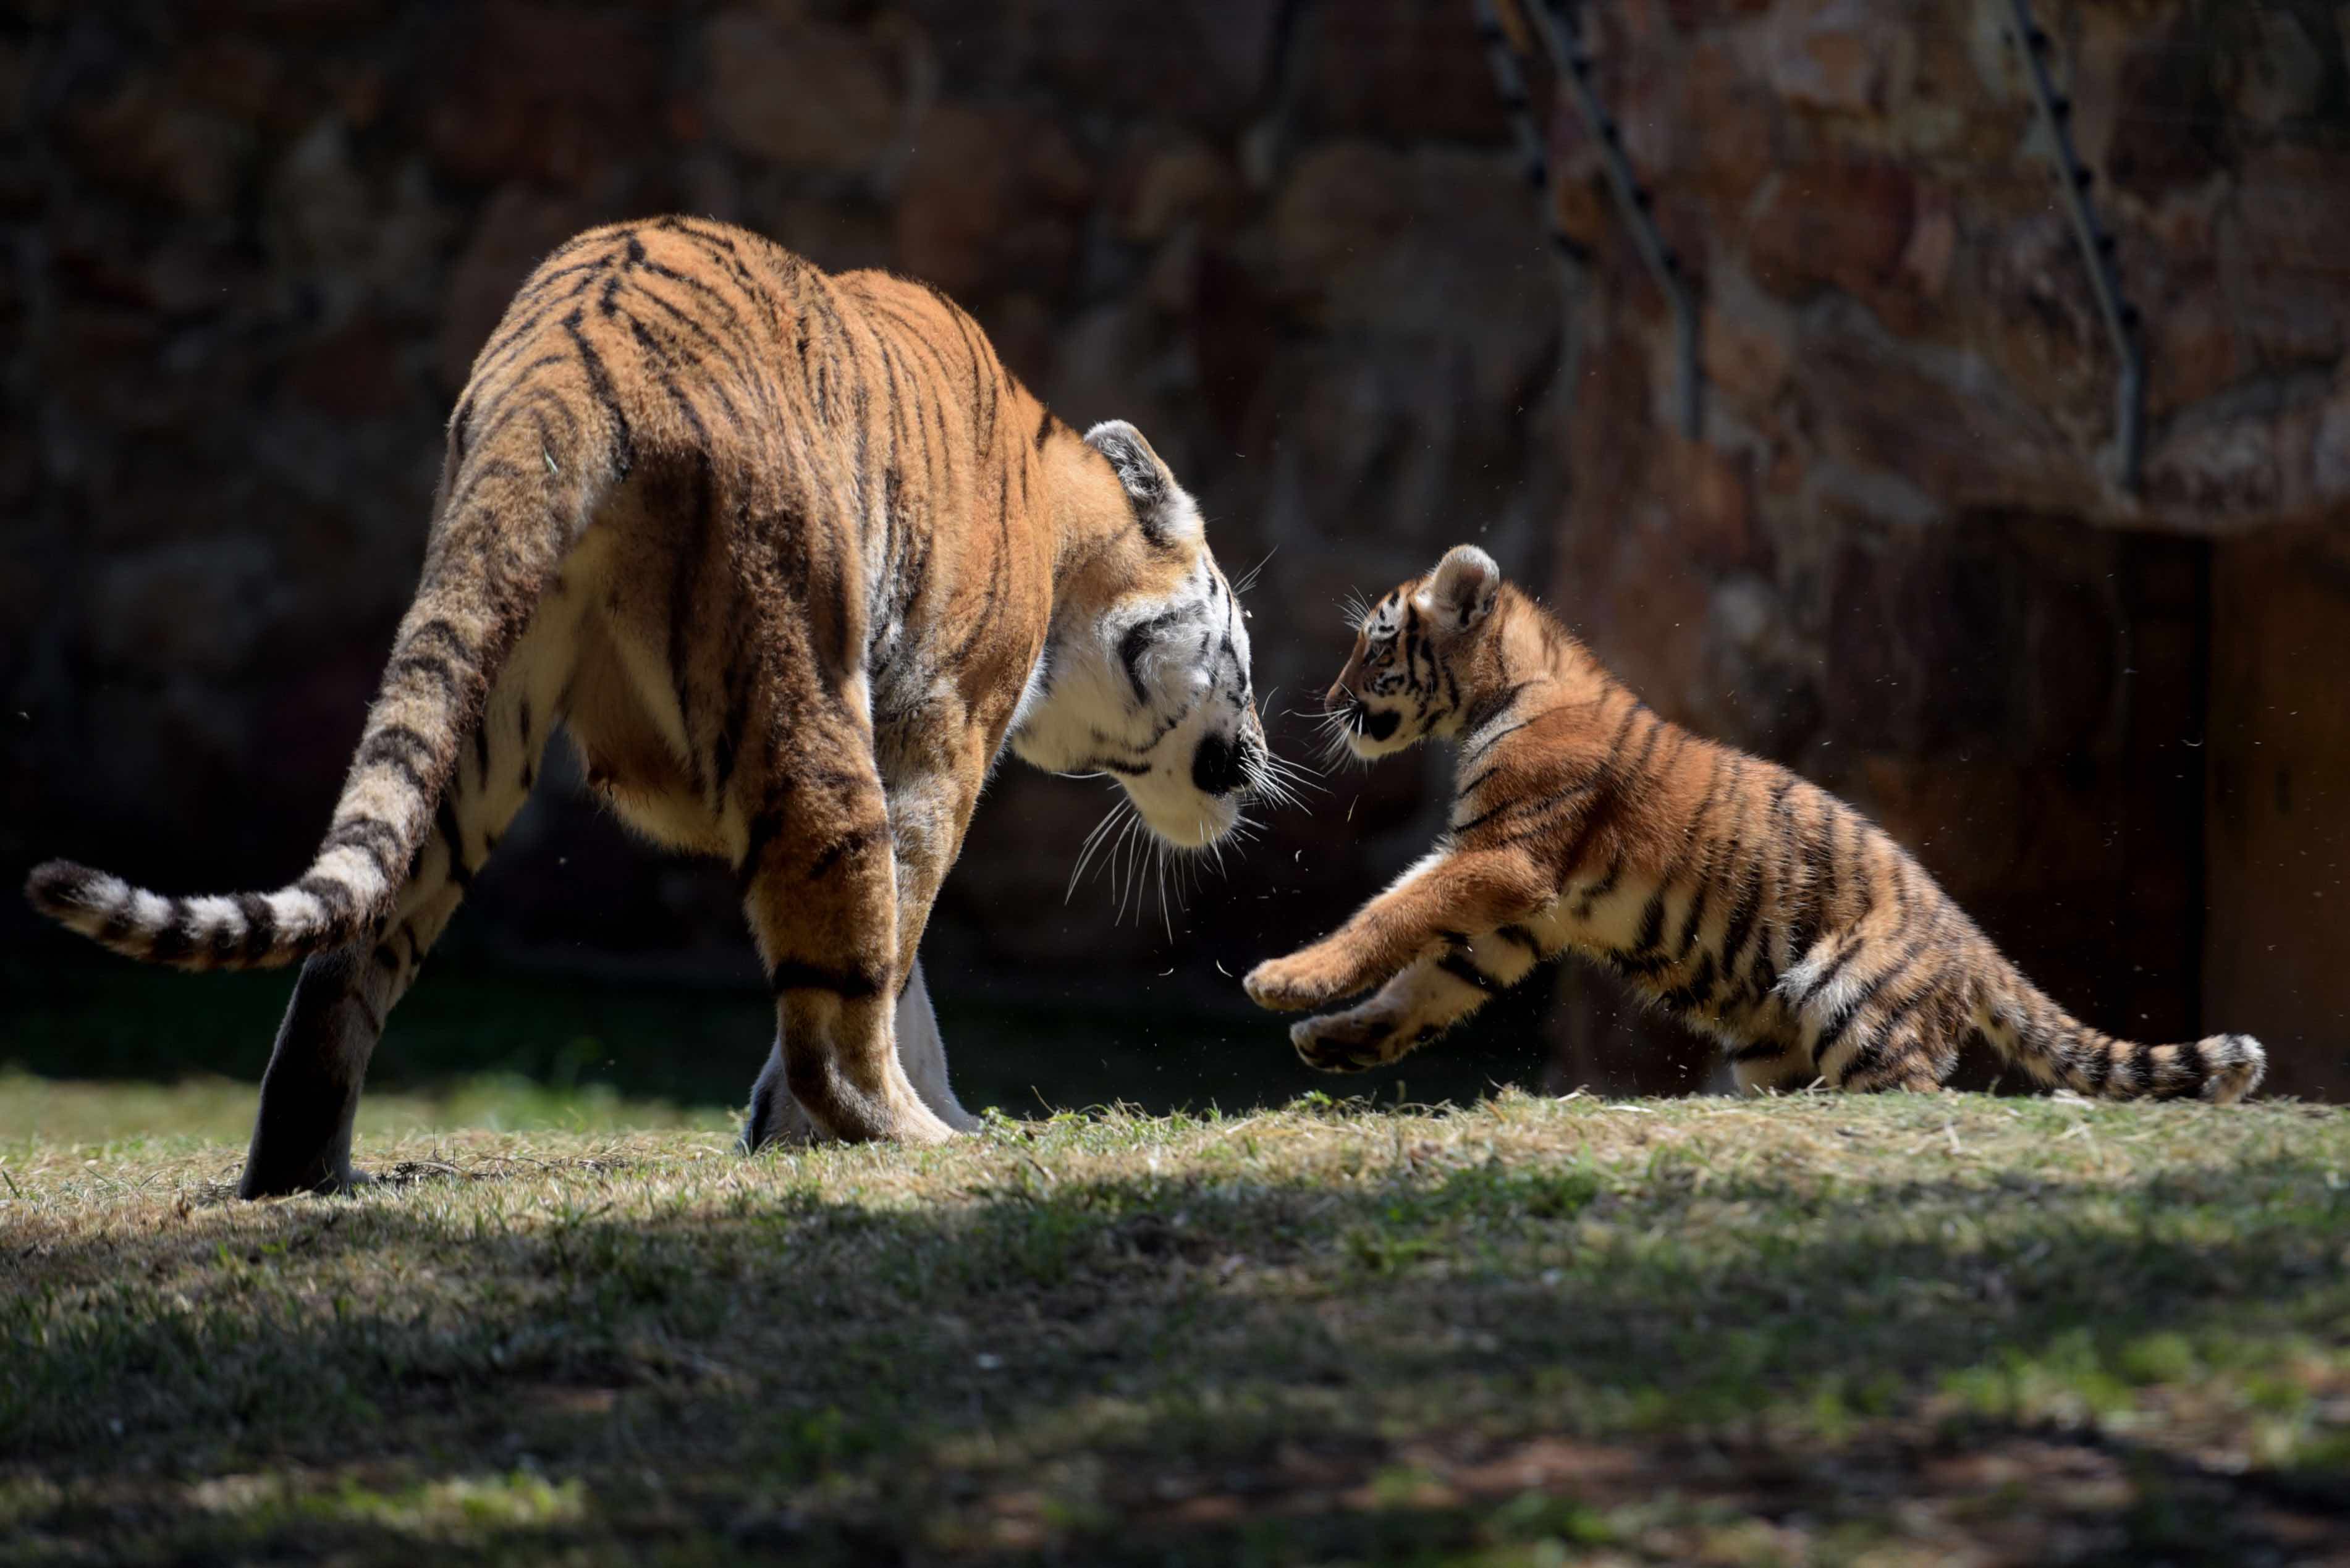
[0,935,1556,1123]
[7,1144,2346,1562]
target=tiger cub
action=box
[1244,544,2265,1103]
[27,216,1270,1195]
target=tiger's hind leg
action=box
[1795,930,1966,1097]
[240,616,573,1197]
[1825,1011,1955,1095]
[239,944,400,1197]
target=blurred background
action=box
[3,0,2346,1134]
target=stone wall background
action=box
[3,0,2344,1097]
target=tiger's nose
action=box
[1192,732,1246,798]
[1324,680,1350,709]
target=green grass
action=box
[4,1085,2349,1565]
[0,1068,738,1147]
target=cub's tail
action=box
[25,390,612,972]
[1979,964,2265,1104]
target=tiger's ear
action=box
[1424,544,1502,631]
[1084,420,1199,546]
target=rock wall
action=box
[3,0,2343,1095]
[1523,0,2350,1095]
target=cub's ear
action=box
[1084,420,1200,546]
[1424,544,1502,631]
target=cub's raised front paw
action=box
[1245,952,1347,1013]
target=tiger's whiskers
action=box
[1065,791,1135,904]
[1233,546,1279,598]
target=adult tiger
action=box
[1245,544,2265,1105]
[27,216,1270,1194]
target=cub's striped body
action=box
[29,217,1267,1193]
[1245,546,2264,1105]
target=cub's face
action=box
[1011,422,1268,849]
[1325,545,1502,761]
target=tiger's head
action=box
[1010,421,1272,849]
[1324,544,1504,761]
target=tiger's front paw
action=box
[1291,1013,1401,1073]
[1245,950,1353,1013]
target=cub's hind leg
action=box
[1293,927,1543,1073]
[1785,909,1965,1097]
[240,621,572,1197]
[1819,999,1958,1095]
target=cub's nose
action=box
[1324,679,1351,709]
[1191,731,1245,798]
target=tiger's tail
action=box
[25,389,615,972]
[1977,961,2265,1104]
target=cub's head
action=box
[1325,544,1503,761]
[1012,420,1270,848]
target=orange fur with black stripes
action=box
[28,217,1269,1193]
[1245,545,2265,1104]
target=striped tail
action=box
[25,384,612,972]
[1979,967,2266,1105]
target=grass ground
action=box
[5,1083,2348,1566]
